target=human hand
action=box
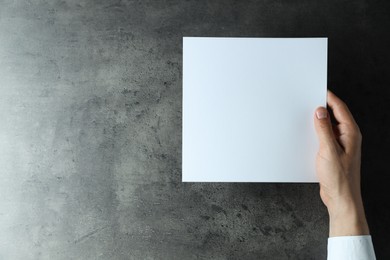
[314,90,369,237]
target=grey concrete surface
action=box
[0,0,389,259]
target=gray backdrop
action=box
[0,0,389,259]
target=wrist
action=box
[328,197,369,237]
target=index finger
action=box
[327,90,358,128]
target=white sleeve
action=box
[327,235,376,260]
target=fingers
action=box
[314,106,337,150]
[327,90,358,129]
[315,90,362,155]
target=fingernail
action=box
[316,110,327,119]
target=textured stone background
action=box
[0,0,389,259]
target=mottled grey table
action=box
[0,0,389,259]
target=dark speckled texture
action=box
[0,0,389,259]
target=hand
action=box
[314,90,369,237]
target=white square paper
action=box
[183,37,327,182]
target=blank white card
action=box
[183,37,327,182]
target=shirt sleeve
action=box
[327,235,376,260]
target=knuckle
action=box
[335,100,347,110]
[319,122,328,129]
[355,124,362,137]
[319,123,331,132]
[351,128,362,141]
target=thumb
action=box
[314,107,336,149]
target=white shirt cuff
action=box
[327,235,376,260]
